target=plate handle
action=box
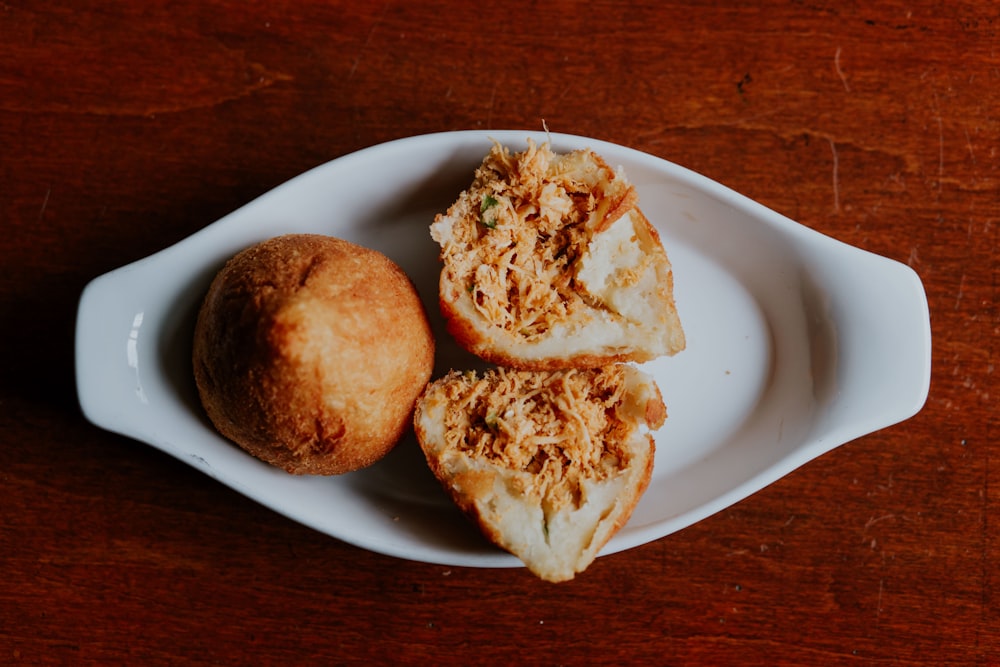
[803,243,931,446]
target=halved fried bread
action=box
[413,364,665,582]
[430,140,685,370]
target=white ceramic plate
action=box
[75,130,931,567]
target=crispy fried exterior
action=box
[414,365,664,581]
[430,140,685,369]
[193,234,435,475]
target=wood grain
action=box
[2,1,997,664]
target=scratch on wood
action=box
[931,90,944,192]
[486,80,498,128]
[828,138,841,212]
[936,116,944,190]
[955,272,965,310]
[834,47,850,92]
[37,187,51,222]
[964,127,977,165]
[864,514,896,530]
[876,577,885,626]
[348,3,390,81]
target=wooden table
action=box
[3,1,997,664]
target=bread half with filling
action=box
[430,139,685,370]
[413,364,665,582]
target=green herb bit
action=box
[481,194,499,212]
[480,194,499,229]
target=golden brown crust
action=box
[193,234,435,475]
[643,381,667,429]
[437,293,641,371]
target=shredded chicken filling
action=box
[439,366,635,510]
[434,140,632,340]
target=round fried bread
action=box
[193,234,435,475]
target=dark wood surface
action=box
[3,1,997,664]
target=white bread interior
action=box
[413,364,665,582]
[430,140,685,370]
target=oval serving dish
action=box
[75,130,932,567]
